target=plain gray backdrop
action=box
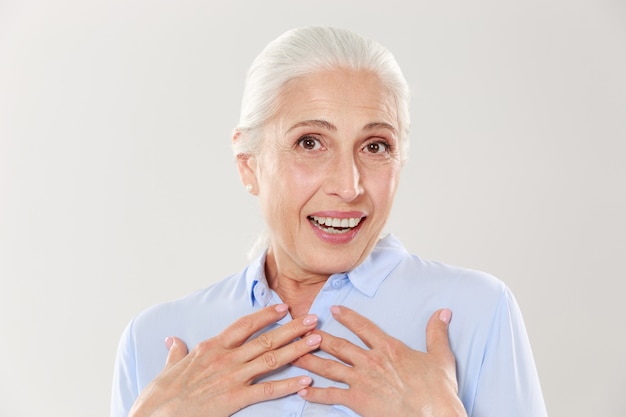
[1,0,625,416]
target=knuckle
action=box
[256,333,273,350]
[379,338,398,354]
[262,382,276,397]
[319,359,336,377]
[191,339,232,369]
[189,345,211,367]
[369,350,387,369]
[377,339,402,363]
[329,337,349,355]
[262,351,279,369]
[235,316,254,332]
[353,319,372,335]
[195,339,216,355]
[287,319,301,333]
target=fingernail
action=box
[298,388,308,397]
[305,334,322,346]
[439,308,452,324]
[303,314,318,326]
[164,337,174,349]
[330,305,341,315]
[298,376,312,385]
[274,303,289,313]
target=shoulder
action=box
[383,241,520,344]
[138,271,242,318]
[373,234,504,290]
[113,269,256,397]
[404,253,505,294]
[359,235,508,315]
[127,267,255,348]
[382,242,507,304]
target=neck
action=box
[264,249,329,318]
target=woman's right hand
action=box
[128,303,321,417]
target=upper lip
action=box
[307,210,367,219]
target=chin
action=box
[303,246,366,275]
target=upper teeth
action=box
[310,216,362,228]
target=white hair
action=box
[233,26,411,161]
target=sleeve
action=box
[471,288,548,417]
[111,319,139,417]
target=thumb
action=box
[425,308,454,359]
[426,309,461,394]
[163,336,189,369]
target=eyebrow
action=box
[286,120,397,134]
[363,122,397,134]
[287,119,337,133]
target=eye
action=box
[364,141,390,154]
[297,136,322,151]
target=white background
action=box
[1,0,625,416]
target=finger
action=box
[292,351,353,383]
[163,336,189,369]
[426,308,454,359]
[246,375,314,402]
[236,313,320,362]
[297,386,350,408]
[307,329,365,366]
[218,303,290,348]
[330,305,386,349]
[243,333,323,377]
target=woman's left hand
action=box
[292,306,468,417]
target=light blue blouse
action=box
[111,234,547,417]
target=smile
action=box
[308,215,364,234]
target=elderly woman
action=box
[112,27,547,417]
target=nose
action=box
[324,153,364,202]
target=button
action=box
[332,279,342,289]
[253,283,272,305]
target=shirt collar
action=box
[246,233,408,306]
[346,234,407,297]
[246,251,269,307]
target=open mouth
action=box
[308,215,364,234]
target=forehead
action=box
[271,69,398,132]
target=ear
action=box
[236,153,258,195]
[233,130,259,195]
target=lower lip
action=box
[308,218,364,244]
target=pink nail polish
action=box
[164,337,174,349]
[305,334,322,346]
[274,303,289,313]
[303,314,318,326]
[330,305,341,315]
[299,376,312,385]
[439,308,452,324]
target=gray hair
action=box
[233,26,411,161]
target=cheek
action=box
[282,160,323,197]
[368,168,400,206]
[259,160,321,219]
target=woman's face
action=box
[239,69,402,282]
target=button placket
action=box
[308,274,352,327]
